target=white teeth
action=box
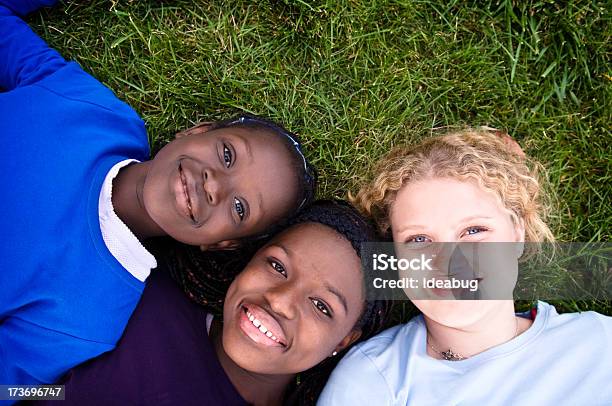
[245,308,282,344]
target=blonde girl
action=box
[318,128,611,405]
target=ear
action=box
[175,121,214,139]
[332,329,362,355]
[199,239,242,251]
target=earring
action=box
[332,351,338,356]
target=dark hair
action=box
[165,200,392,405]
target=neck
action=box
[424,300,531,360]
[111,161,165,240]
[210,320,295,406]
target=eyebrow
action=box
[394,224,428,235]
[275,243,290,256]
[240,189,263,227]
[255,192,264,222]
[395,215,495,234]
[234,133,252,163]
[231,134,257,224]
[324,283,348,315]
[458,215,494,222]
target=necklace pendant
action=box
[441,349,463,361]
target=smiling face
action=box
[390,177,524,327]
[221,223,365,374]
[142,127,299,245]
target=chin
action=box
[222,335,279,374]
[414,300,489,329]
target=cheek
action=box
[300,322,336,351]
[233,268,268,291]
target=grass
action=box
[30,0,610,315]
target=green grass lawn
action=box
[30,0,610,314]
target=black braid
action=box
[164,238,265,317]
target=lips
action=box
[238,304,288,348]
[178,162,197,222]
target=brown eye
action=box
[268,259,287,277]
[311,298,331,317]
[234,197,245,220]
[223,144,232,168]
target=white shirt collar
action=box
[98,159,157,282]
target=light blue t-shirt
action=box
[318,302,612,405]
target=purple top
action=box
[38,270,246,406]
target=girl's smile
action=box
[221,222,365,375]
[175,160,198,223]
[141,127,300,245]
[239,304,287,348]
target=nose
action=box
[431,242,457,275]
[202,168,225,206]
[263,281,299,321]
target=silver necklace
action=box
[427,317,519,361]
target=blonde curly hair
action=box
[351,128,555,244]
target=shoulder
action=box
[539,301,611,327]
[318,318,424,405]
[537,301,612,345]
[350,316,423,363]
[35,62,143,122]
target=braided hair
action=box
[164,200,392,405]
[165,241,261,316]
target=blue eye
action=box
[234,197,245,220]
[407,235,430,243]
[223,144,232,168]
[465,227,486,236]
[268,259,287,277]
[312,298,331,317]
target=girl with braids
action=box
[319,128,612,405]
[36,201,390,406]
[0,0,316,390]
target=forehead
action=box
[269,223,364,304]
[391,177,507,223]
[211,126,290,154]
